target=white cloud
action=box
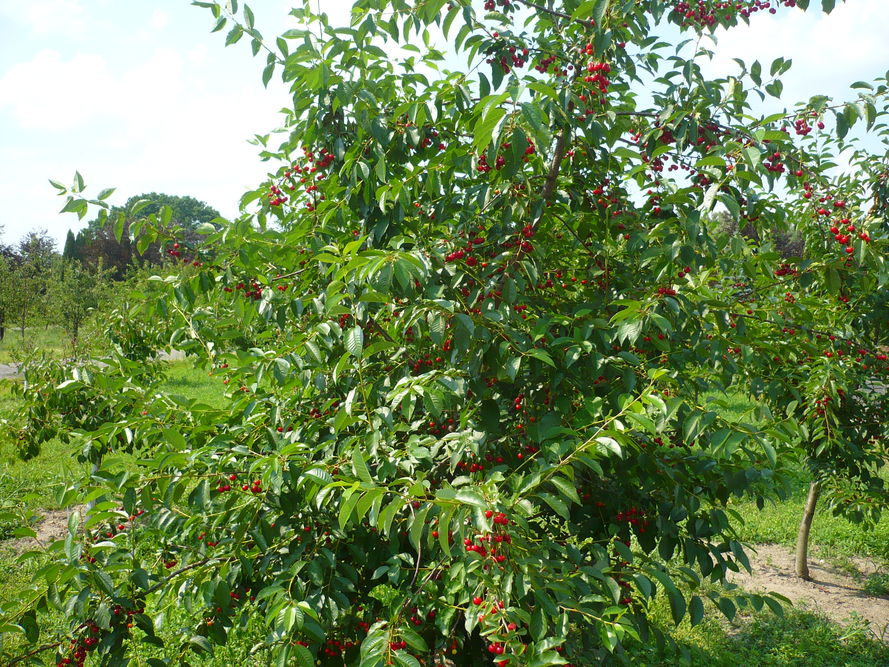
[149,9,170,30]
[0,0,86,35]
[0,49,113,130]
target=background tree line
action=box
[0,193,219,354]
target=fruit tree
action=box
[3,0,888,665]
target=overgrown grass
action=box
[629,587,889,666]
[730,485,889,563]
[0,382,87,520]
[160,360,228,408]
[0,322,109,364]
[0,326,69,364]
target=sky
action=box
[0,0,888,249]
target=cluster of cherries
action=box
[614,506,650,533]
[827,216,871,255]
[165,242,203,267]
[321,637,357,657]
[223,280,265,300]
[486,33,529,73]
[774,262,799,277]
[464,511,513,568]
[611,554,635,606]
[266,146,334,210]
[671,0,797,29]
[425,415,459,437]
[83,507,146,554]
[791,112,824,136]
[215,473,262,494]
[482,0,512,10]
[56,621,103,667]
[582,60,613,94]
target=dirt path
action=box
[730,543,889,640]
[1,508,82,556]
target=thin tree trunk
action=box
[795,481,822,580]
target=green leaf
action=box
[225,24,244,45]
[352,447,373,485]
[339,485,362,529]
[409,504,430,551]
[454,489,487,509]
[538,492,569,519]
[550,475,580,505]
[718,597,736,621]
[689,595,705,626]
[292,644,313,667]
[345,325,364,357]
[649,569,685,624]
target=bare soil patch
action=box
[730,543,889,640]
[1,507,83,556]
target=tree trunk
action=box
[794,481,822,580]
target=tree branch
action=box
[514,0,575,22]
[531,123,573,233]
[7,641,62,666]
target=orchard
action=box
[2,0,888,665]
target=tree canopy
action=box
[71,193,220,276]
[3,1,888,666]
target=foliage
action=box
[636,590,889,667]
[862,572,889,598]
[71,192,221,278]
[3,1,889,666]
[46,258,113,356]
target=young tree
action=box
[4,1,889,666]
[0,241,20,341]
[13,228,55,336]
[62,229,78,261]
[47,258,112,357]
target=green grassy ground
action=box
[0,326,67,364]
[633,595,889,666]
[731,486,889,563]
[162,361,228,408]
[0,323,109,364]
[0,384,87,528]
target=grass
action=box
[161,361,228,408]
[0,325,69,364]
[0,383,88,522]
[625,583,889,666]
[729,476,889,564]
[0,322,110,364]
[0,360,224,537]
[864,572,889,597]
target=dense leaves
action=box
[2,1,888,665]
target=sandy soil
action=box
[2,508,82,556]
[730,543,889,640]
